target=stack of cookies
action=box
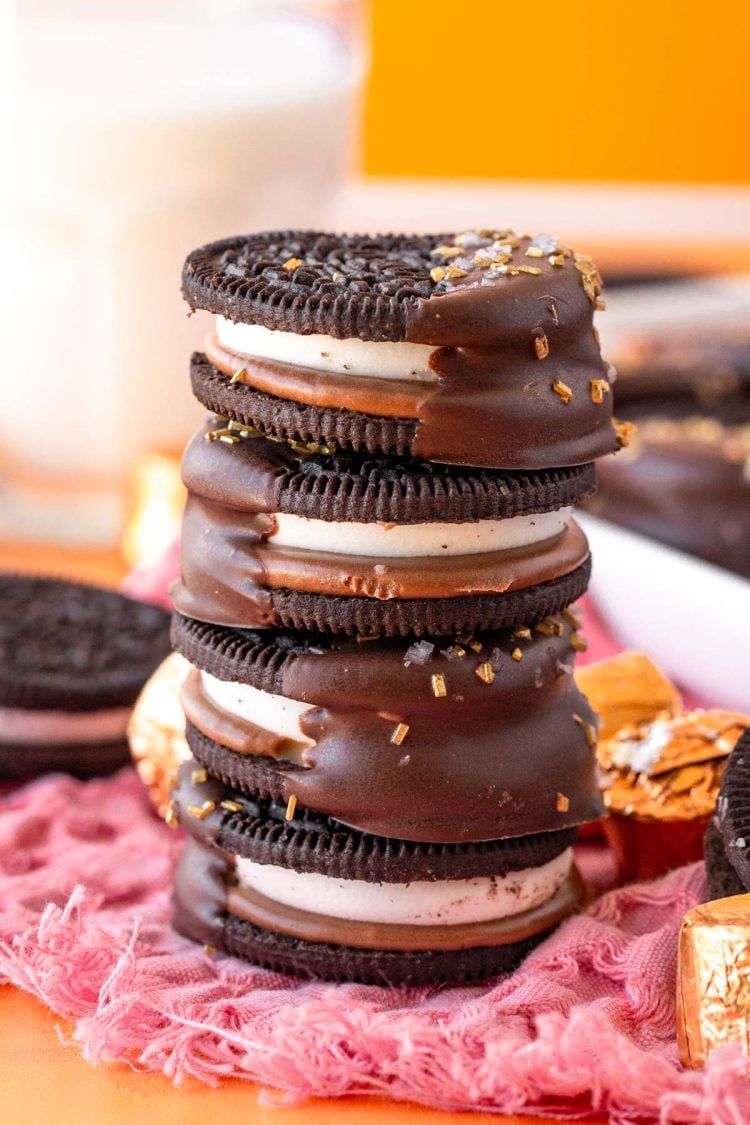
[169,230,623,984]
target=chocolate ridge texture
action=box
[183,419,597,524]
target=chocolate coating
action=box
[183,230,619,470]
[172,616,602,843]
[173,426,591,634]
[172,761,577,883]
[590,417,750,578]
[182,420,597,525]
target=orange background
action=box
[364,0,750,183]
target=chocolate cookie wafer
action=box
[183,230,622,470]
[707,727,750,897]
[172,422,594,636]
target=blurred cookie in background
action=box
[588,273,750,577]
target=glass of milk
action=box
[0,0,363,544]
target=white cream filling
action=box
[0,704,132,746]
[270,508,571,558]
[201,672,314,746]
[235,848,573,927]
[216,316,437,382]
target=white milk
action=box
[0,1,360,542]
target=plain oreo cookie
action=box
[707,727,750,896]
[0,575,171,781]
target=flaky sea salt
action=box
[403,640,434,667]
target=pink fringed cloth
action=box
[0,552,747,1121]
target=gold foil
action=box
[127,653,191,818]
[598,710,748,822]
[677,895,750,1067]
[574,651,682,741]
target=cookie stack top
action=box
[183,229,621,470]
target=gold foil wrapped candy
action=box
[677,894,750,1067]
[597,710,749,880]
[128,652,191,818]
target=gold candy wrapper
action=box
[677,895,750,1067]
[598,710,748,880]
[127,652,191,818]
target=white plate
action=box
[577,514,750,711]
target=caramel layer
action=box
[226,865,586,952]
[181,668,297,759]
[205,333,423,419]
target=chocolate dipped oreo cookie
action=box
[706,728,750,899]
[183,230,622,470]
[172,421,594,636]
[171,612,602,844]
[170,764,585,985]
[0,575,171,781]
[590,416,750,579]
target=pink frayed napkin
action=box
[1,547,747,1121]
[1,770,749,1122]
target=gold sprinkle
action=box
[525,246,545,258]
[283,257,303,271]
[220,799,243,813]
[356,632,379,644]
[445,263,468,280]
[187,800,216,821]
[430,266,447,282]
[455,632,472,645]
[468,640,483,653]
[219,434,240,444]
[590,378,611,405]
[595,297,607,311]
[511,648,523,662]
[475,662,495,685]
[562,607,582,629]
[552,380,573,404]
[230,368,247,384]
[556,792,571,813]
[431,244,463,258]
[164,801,180,829]
[431,673,448,698]
[203,945,217,957]
[574,713,598,747]
[615,420,638,448]
[285,794,298,821]
[518,265,541,275]
[570,632,588,653]
[205,427,236,442]
[513,627,532,640]
[534,334,550,360]
[390,722,410,746]
[535,618,564,637]
[191,768,208,785]
[549,254,565,267]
